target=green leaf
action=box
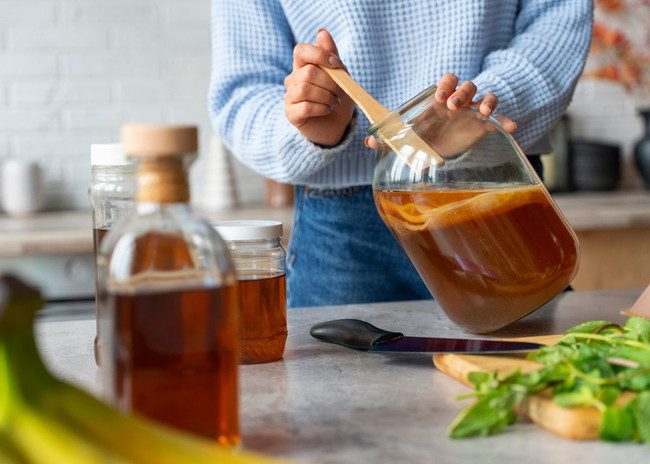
[449,316,650,442]
[596,386,621,407]
[449,389,519,438]
[467,371,490,389]
[600,405,636,442]
[637,391,650,444]
[553,387,596,408]
[565,320,616,335]
[625,317,650,341]
[607,346,650,367]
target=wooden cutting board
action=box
[433,334,635,440]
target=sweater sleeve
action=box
[208,0,356,183]
[471,0,593,151]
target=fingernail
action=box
[336,96,342,105]
[328,54,343,67]
[484,102,494,112]
[436,90,447,100]
[318,28,327,34]
[451,97,462,108]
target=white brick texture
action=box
[0,0,646,212]
[0,0,264,211]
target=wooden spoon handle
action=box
[320,65,445,168]
[319,66,390,124]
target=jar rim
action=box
[212,220,283,241]
[367,84,439,135]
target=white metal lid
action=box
[91,143,130,166]
[213,220,283,241]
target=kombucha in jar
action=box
[369,84,579,333]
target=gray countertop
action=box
[36,288,650,464]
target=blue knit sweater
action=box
[208,0,593,187]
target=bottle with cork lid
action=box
[96,124,240,447]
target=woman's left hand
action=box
[364,73,516,149]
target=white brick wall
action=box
[0,0,265,212]
[0,1,646,213]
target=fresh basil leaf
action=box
[596,386,621,407]
[600,405,636,442]
[625,317,650,340]
[565,321,615,335]
[553,386,597,408]
[607,346,650,367]
[467,371,490,388]
[637,391,650,444]
[449,390,518,438]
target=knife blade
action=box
[309,319,543,354]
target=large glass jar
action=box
[370,85,580,333]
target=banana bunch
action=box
[0,275,294,464]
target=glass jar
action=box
[369,85,580,333]
[88,143,136,365]
[97,125,240,446]
[213,220,287,364]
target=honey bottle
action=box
[97,125,240,446]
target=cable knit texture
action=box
[209,0,593,187]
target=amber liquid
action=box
[108,284,239,444]
[237,271,287,364]
[93,227,109,366]
[105,231,240,445]
[374,184,579,333]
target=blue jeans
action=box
[286,156,544,308]
[287,185,432,308]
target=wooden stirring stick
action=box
[320,66,445,168]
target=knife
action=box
[309,319,543,354]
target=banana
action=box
[0,275,295,464]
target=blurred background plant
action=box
[582,0,650,108]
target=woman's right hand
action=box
[284,29,355,147]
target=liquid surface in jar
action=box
[237,271,287,364]
[108,282,240,446]
[374,184,579,333]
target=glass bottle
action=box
[97,125,240,446]
[213,220,287,364]
[88,143,136,365]
[369,85,580,333]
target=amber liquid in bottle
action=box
[374,184,579,333]
[237,271,286,364]
[106,231,240,446]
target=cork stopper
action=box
[121,125,198,203]
[121,125,198,157]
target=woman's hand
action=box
[284,29,355,147]
[364,73,517,149]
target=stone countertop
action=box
[2,190,650,257]
[552,190,650,231]
[37,288,649,464]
